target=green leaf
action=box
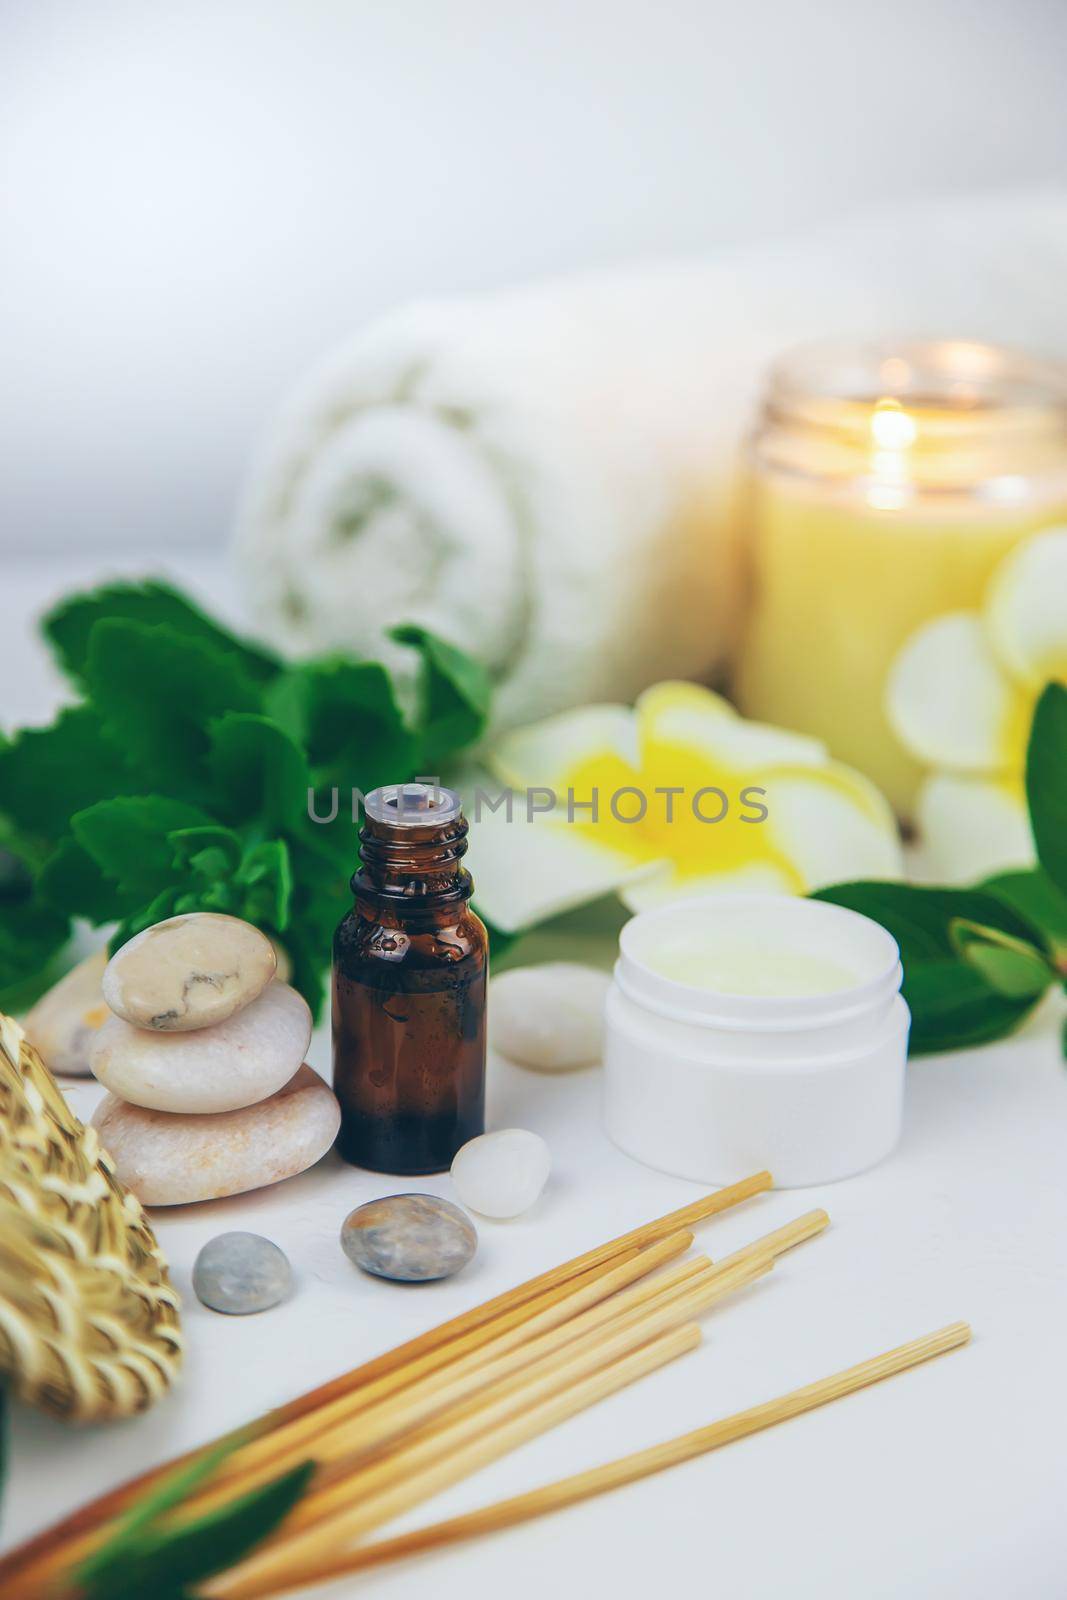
[44,579,280,689]
[282,657,419,793]
[812,880,1051,1055]
[217,696,365,880]
[0,844,34,904]
[811,881,1041,963]
[206,714,311,836]
[392,624,491,767]
[948,918,1054,1000]
[235,839,293,930]
[75,1433,312,1600]
[0,898,70,994]
[903,960,1043,1054]
[168,825,244,885]
[0,706,133,847]
[37,835,124,923]
[1026,682,1067,898]
[90,1436,246,1557]
[85,621,262,800]
[981,867,1067,964]
[112,890,183,950]
[72,797,215,907]
[159,1460,312,1595]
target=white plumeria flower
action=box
[469,681,901,932]
[887,527,1067,882]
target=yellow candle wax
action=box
[735,341,1067,816]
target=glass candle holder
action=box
[735,340,1067,816]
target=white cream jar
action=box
[603,894,909,1188]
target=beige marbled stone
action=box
[91,1064,340,1206]
[23,949,110,1077]
[91,980,312,1113]
[103,913,276,1032]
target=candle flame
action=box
[870,400,917,450]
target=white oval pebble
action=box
[103,913,276,1032]
[23,949,109,1077]
[91,1064,340,1206]
[451,1128,551,1218]
[490,963,610,1071]
[90,980,312,1113]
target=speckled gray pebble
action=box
[340,1194,477,1283]
[192,1232,292,1315]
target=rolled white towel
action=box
[235,190,1067,730]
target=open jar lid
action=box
[615,893,902,1033]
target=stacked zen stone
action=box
[89,914,339,1206]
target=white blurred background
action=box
[3,0,1067,559]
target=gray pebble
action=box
[341,1194,477,1283]
[192,1231,292,1315]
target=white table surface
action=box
[3,555,1067,1599]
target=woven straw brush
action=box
[0,1011,182,1421]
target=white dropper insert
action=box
[362,783,464,826]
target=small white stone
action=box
[490,963,609,1071]
[90,980,312,1113]
[103,913,276,1032]
[91,1064,340,1206]
[22,949,110,1077]
[451,1128,551,1218]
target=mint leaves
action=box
[816,682,1067,1055]
[43,579,281,688]
[0,580,492,1016]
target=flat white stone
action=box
[91,1064,340,1206]
[22,949,110,1077]
[451,1127,551,1218]
[103,913,276,1032]
[490,963,610,1071]
[90,980,312,1113]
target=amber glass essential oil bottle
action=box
[332,783,488,1174]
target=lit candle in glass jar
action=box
[735,340,1067,816]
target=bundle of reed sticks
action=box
[0,1169,970,1599]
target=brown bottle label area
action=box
[333,966,487,1175]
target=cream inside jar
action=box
[603,894,910,1187]
[642,933,860,999]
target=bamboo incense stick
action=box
[220,1251,784,1594]
[711,1208,827,1271]
[192,1206,816,1519]
[215,1229,695,1491]
[276,1254,772,1539]
[247,1321,972,1597]
[184,1245,716,1522]
[212,1323,704,1600]
[0,1171,772,1597]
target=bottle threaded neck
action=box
[352,808,472,906]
